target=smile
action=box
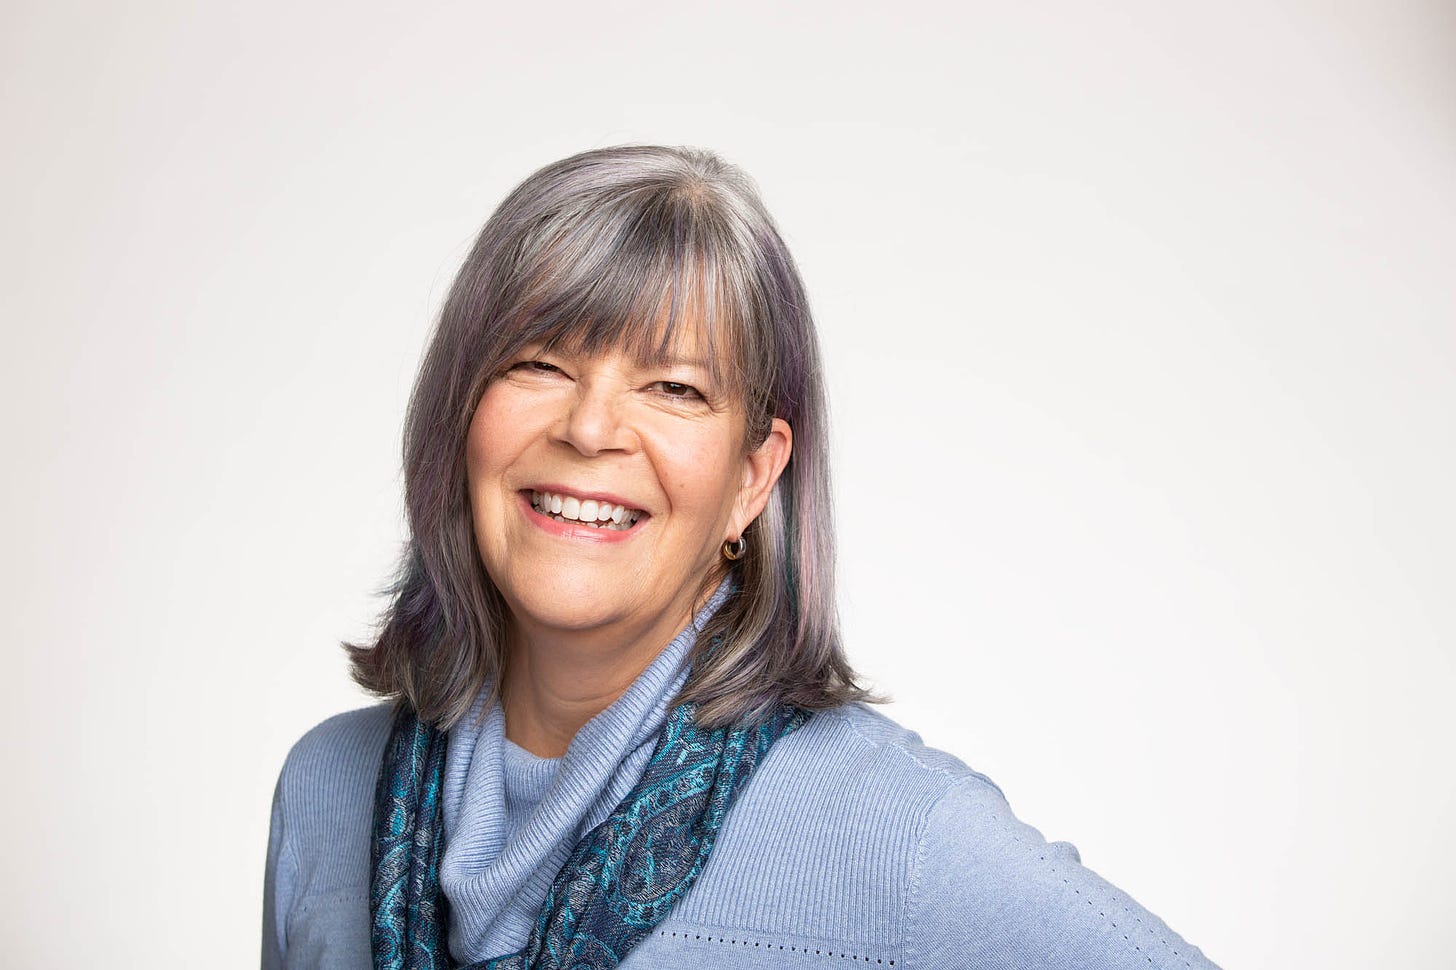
[526,488,644,532]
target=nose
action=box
[555,378,631,457]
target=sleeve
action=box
[902,776,1223,970]
[261,763,298,970]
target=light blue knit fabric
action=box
[435,577,733,961]
[262,609,1224,969]
[499,738,558,840]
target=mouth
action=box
[523,488,646,532]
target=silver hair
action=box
[346,145,883,730]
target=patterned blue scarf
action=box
[370,695,810,969]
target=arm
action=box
[261,765,297,970]
[903,777,1222,970]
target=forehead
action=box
[522,281,740,387]
[543,311,712,366]
[491,210,760,405]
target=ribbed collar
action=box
[439,576,735,962]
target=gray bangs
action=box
[483,168,773,427]
[347,145,882,734]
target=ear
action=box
[728,418,793,540]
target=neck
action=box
[500,578,723,758]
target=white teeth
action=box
[529,489,643,530]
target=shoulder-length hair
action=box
[346,144,882,731]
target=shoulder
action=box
[801,701,1007,791]
[264,704,391,968]
[276,702,394,828]
[673,702,1005,944]
[758,700,1009,819]
[681,703,1221,969]
[272,702,394,896]
[279,702,394,784]
[715,700,1015,870]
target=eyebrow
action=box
[529,338,718,379]
[528,337,709,367]
[653,355,712,370]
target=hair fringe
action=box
[344,144,887,731]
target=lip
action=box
[525,482,646,514]
[516,489,647,543]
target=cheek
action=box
[464,393,536,547]
[658,434,743,518]
[466,386,533,478]
[464,414,498,493]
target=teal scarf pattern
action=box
[371,696,810,969]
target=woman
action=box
[263,145,1222,969]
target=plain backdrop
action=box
[3,1,1453,967]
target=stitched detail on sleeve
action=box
[275,753,305,950]
[905,777,1195,969]
[820,707,1006,799]
[1007,815,1192,968]
[899,773,951,969]
[821,707,949,779]
[293,890,369,917]
[654,929,896,964]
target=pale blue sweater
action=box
[263,598,1223,969]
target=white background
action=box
[3,2,1453,967]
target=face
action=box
[464,325,792,652]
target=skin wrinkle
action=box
[267,149,1226,970]
[345,145,877,739]
[465,315,793,758]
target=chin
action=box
[506,583,633,633]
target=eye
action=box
[649,380,703,400]
[508,359,564,376]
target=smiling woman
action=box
[466,328,794,757]
[261,146,1223,970]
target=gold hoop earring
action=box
[721,536,746,561]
